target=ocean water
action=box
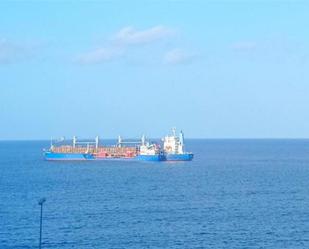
[1,139,309,249]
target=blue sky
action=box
[0,1,309,139]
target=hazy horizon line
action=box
[1,137,309,142]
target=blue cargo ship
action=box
[44,129,193,162]
[44,135,164,161]
[162,128,194,161]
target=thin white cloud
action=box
[76,25,174,65]
[163,49,195,65]
[113,26,173,45]
[0,38,30,64]
[75,46,124,64]
[231,41,257,51]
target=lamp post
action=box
[38,198,46,249]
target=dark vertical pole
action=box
[39,203,43,249]
[38,198,46,249]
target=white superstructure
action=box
[139,135,160,155]
[163,128,185,155]
[139,143,159,155]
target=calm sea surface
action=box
[1,140,309,249]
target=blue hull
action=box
[135,154,165,161]
[44,152,95,160]
[164,153,193,161]
[44,152,164,161]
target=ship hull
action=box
[135,154,165,161]
[164,153,193,161]
[44,152,95,160]
[44,152,164,161]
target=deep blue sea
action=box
[1,140,309,249]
